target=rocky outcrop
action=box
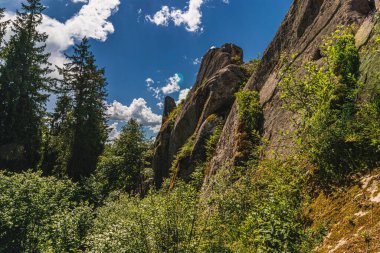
[152,44,249,187]
[204,0,376,185]
[162,96,176,123]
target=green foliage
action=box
[240,57,261,78]
[231,55,242,64]
[280,27,380,185]
[165,101,184,127]
[235,90,263,164]
[86,182,202,253]
[205,123,223,159]
[0,8,8,49]
[95,119,149,196]
[202,156,308,252]
[235,90,263,134]
[0,171,93,252]
[43,38,108,180]
[322,27,359,84]
[0,0,53,171]
[170,134,196,177]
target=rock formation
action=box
[152,44,251,187]
[205,0,377,184]
[153,0,379,188]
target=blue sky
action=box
[1,0,292,138]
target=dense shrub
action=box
[0,171,93,252]
[202,156,308,253]
[86,182,202,253]
[235,90,263,165]
[279,27,380,185]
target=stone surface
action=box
[162,96,176,123]
[355,17,376,48]
[204,0,373,184]
[152,44,248,187]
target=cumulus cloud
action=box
[177,88,191,104]
[107,99,162,132]
[108,122,121,141]
[145,78,155,86]
[4,0,120,69]
[146,0,204,32]
[161,73,181,94]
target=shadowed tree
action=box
[48,37,108,180]
[0,0,52,171]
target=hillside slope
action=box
[152,0,380,251]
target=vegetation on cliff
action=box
[0,0,380,252]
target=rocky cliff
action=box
[152,44,253,187]
[154,0,378,187]
[205,0,378,184]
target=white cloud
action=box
[108,122,120,141]
[157,102,164,109]
[193,57,201,65]
[177,88,191,104]
[107,99,162,132]
[146,6,170,27]
[145,78,155,87]
[146,0,204,32]
[5,0,120,69]
[161,73,181,94]
[137,8,143,23]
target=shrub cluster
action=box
[280,27,380,186]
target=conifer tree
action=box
[52,37,108,180]
[0,0,52,171]
[0,8,9,63]
[113,119,147,192]
[0,8,8,47]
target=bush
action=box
[86,182,202,253]
[0,171,93,252]
[202,156,308,252]
[235,90,263,165]
[279,27,380,185]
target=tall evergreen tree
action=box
[51,37,108,180]
[0,0,52,171]
[95,119,149,195]
[0,8,8,48]
[0,8,9,62]
[113,119,147,192]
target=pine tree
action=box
[0,0,52,171]
[52,37,108,180]
[41,94,74,176]
[113,119,147,192]
[0,8,8,47]
[0,8,9,62]
[96,119,148,194]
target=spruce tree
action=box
[113,119,147,192]
[0,8,9,62]
[0,0,52,171]
[53,37,108,180]
[0,8,8,47]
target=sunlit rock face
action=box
[152,43,248,187]
[204,0,375,184]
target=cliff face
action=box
[205,0,376,184]
[153,0,377,185]
[152,44,251,187]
